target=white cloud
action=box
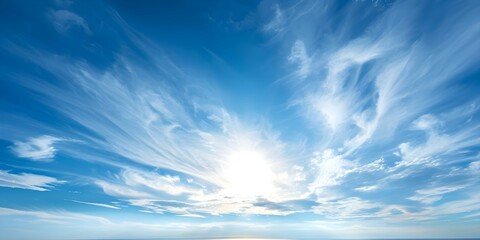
[292,165,306,182]
[394,125,480,168]
[313,197,379,219]
[355,185,378,192]
[432,192,480,216]
[391,192,480,221]
[289,40,312,79]
[308,149,354,194]
[127,196,300,217]
[469,161,480,173]
[407,185,467,204]
[0,207,110,224]
[263,4,284,32]
[72,200,120,209]
[10,135,61,161]
[48,9,91,34]
[95,180,152,199]
[307,152,384,195]
[0,170,64,191]
[121,169,203,196]
[128,199,203,217]
[412,114,441,131]
[354,158,385,173]
[291,35,390,136]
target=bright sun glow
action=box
[223,150,275,199]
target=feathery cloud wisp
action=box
[48,9,91,34]
[0,170,64,191]
[10,135,61,161]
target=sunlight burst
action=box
[223,150,275,199]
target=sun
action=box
[222,149,275,199]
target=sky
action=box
[1,0,480,239]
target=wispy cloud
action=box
[394,113,480,169]
[407,185,467,204]
[263,4,284,33]
[10,135,61,161]
[355,185,378,192]
[95,180,152,199]
[72,200,120,209]
[0,207,110,224]
[308,149,353,194]
[289,40,312,79]
[313,197,379,219]
[47,9,91,34]
[0,170,64,191]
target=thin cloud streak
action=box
[0,170,65,191]
[72,200,120,209]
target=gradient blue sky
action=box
[1,0,480,239]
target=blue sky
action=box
[1,0,480,239]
